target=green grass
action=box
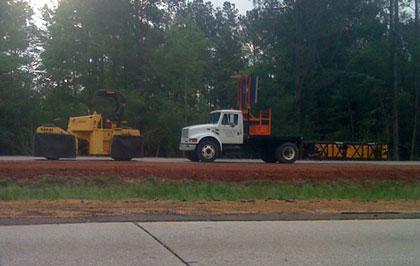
[1,176,420,201]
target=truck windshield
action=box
[208,112,221,124]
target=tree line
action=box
[1,0,420,160]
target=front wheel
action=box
[276,142,298,164]
[196,139,219,162]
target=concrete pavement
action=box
[142,220,420,266]
[1,220,420,266]
[0,223,184,266]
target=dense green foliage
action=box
[0,0,39,154]
[1,176,419,200]
[1,0,420,159]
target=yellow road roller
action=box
[33,90,143,161]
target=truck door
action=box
[218,113,242,144]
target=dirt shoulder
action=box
[1,199,419,220]
[1,160,420,182]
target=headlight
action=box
[182,129,189,138]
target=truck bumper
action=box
[179,143,197,151]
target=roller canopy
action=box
[95,90,126,127]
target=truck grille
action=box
[182,129,189,138]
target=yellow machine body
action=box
[65,111,140,156]
[33,90,143,160]
[36,126,70,135]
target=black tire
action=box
[185,151,199,162]
[33,133,76,159]
[196,139,219,162]
[276,142,298,164]
[110,136,144,159]
[112,157,133,161]
[260,151,277,163]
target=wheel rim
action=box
[201,144,216,159]
[282,146,296,161]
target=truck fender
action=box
[197,136,223,152]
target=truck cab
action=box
[179,110,244,162]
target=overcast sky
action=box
[211,0,254,14]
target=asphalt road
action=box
[1,156,420,165]
[1,220,419,266]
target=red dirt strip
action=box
[1,161,420,182]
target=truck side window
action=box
[222,114,229,125]
[234,114,239,125]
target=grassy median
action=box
[0,176,419,201]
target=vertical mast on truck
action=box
[230,74,271,136]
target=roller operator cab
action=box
[179,110,302,163]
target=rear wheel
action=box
[276,142,298,164]
[260,151,277,163]
[196,139,219,162]
[185,151,199,162]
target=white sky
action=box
[211,0,254,14]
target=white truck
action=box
[179,75,388,163]
[179,109,302,163]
